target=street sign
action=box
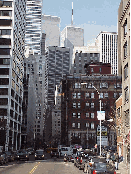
[97,111,105,120]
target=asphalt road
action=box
[0,154,84,174]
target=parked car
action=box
[87,162,116,174]
[35,149,44,160]
[5,151,15,162]
[50,149,59,158]
[0,152,5,165]
[16,149,29,161]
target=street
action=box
[0,154,84,174]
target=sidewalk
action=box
[115,162,130,174]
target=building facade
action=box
[22,54,46,148]
[96,31,118,75]
[41,15,60,48]
[52,94,61,146]
[61,26,84,71]
[118,0,130,165]
[25,0,42,55]
[61,63,122,147]
[70,51,100,75]
[116,95,123,158]
[44,46,70,145]
[0,0,26,151]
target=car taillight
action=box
[80,157,82,163]
[93,170,96,174]
[114,172,116,174]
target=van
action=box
[60,147,73,156]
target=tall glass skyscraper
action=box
[25,0,42,55]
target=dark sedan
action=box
[16,150,29,161]
[5,151,15,162]
[35,150,44,160]
[88,162,116,174]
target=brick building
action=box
[61,62,122,147]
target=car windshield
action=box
[36,151,43,154]
[18,150,27,153]
[5,151,11,155]
[93,163,113,170]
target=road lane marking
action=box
[29,162,40,174]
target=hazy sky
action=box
[42,0,121,46]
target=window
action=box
[91,103,94,108]
[77,113,81,118]
[104,93,108,98]
[99,68,102,72]
[100,82,108,88]
[124,63,128,80]
[123,19,127,37]
[72,93,76,99]
[114,93,117,98]
[117,107,121,118]
[91,113,94,118]
[88,83,94,88]
[72,113,76,117]
[91,93,94,98]
[73,103,76,108]
[78,123,80,128]
[78,103,81,108]
[75,83,80,88]
[91,68,94,72]
[86,113,89,117]
[124,41,127,58]
[91,123,94,129]
[125,109,129,126]
[100,93,103,98]
[86,102,89,107]
[72,123,75,127]
[85,92,89,98]
[124,86,129,102]
[86,122,89,127]
[77,93,81,99]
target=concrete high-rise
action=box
[61,26,84,71]
[96,31,118,75]
[0,0,26,151]
[41,15,60,48]
[25,0,42,55]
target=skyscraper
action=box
[61,26,84,71]
[96,31,118,75]
[25,0,42,55]
[41,15,60,48]
[0,0,26,151]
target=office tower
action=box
[41,15,60,48]
[117,0,130,164]
[96,31,118,75]
[45,46,70,144]
[47,46,70,107]
[0,0,26,151]
[61,26,84,71]
[25,0,42,55]
[23,54,46,147]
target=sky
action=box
[42,0,121,46]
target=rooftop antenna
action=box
[71,2,73,26]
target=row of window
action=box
[73,82,121,89]
[72,92,122,99]
[72,112,94,118]
[72,122,94,129]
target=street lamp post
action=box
[92,85,102,157]
[81,83,102,156]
